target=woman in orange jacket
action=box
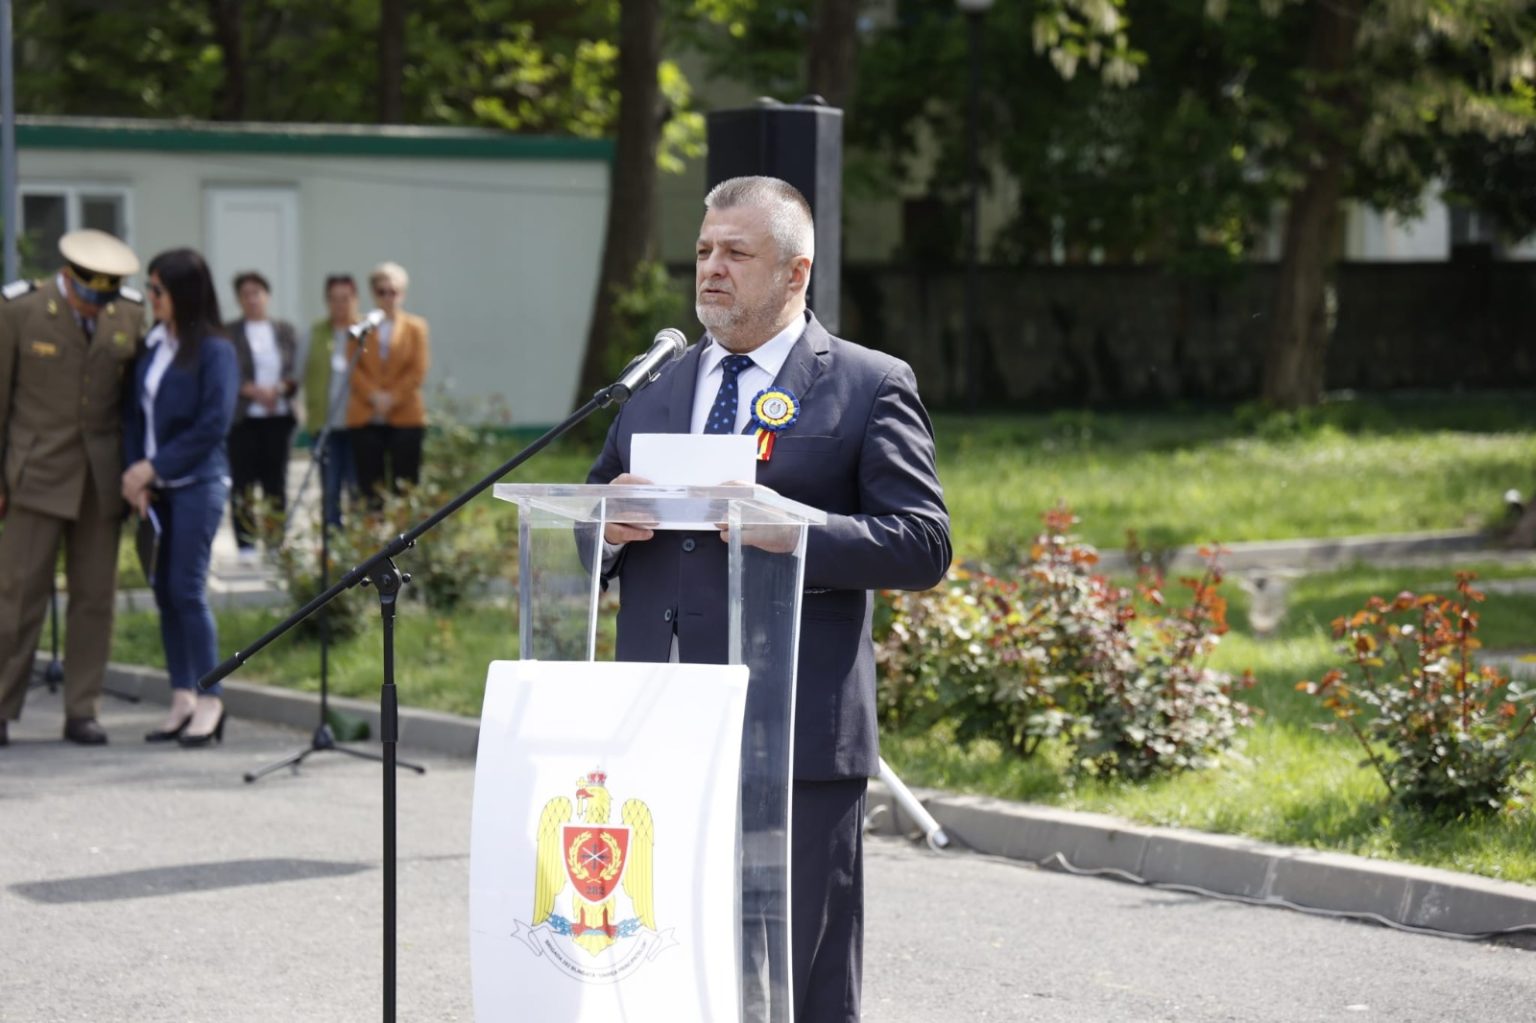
[348,261,430,507]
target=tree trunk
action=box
[807,0,860,109]
[1261,158,1346,407]
[1260,0,1363,409]
[575,0,662,401]
[378,0,405,123]
[211,0,246,121]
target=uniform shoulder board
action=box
[118,284,145,304]
[2,279,37,302]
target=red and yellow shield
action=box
[563,825,630,904]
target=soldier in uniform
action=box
[0,229,146,746]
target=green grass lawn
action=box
[113,602,516,719]
[883,560,1536,884]
[933,394,1536,558]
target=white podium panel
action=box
[470,660,749,1022]
[493,483,822,1021]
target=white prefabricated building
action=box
[13,115,611,427]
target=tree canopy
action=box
[14,0,1534,407]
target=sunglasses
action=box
[373,286,398,297]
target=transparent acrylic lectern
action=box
[493,483,827,1023]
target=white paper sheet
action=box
[631,433,756,487]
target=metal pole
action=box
[964,9,982,412]
[1,0,18,282]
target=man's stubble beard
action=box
[696,266,791,352]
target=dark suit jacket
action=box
[587,312,951,780]
[123,334,239,487]
[226,318,299,424]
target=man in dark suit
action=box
[226,271,299,562]
[587,176,951,1022]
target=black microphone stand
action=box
[243,322,422,784]
[32,574,138,702]
[30,579,64,692]
[198,375,637,1023]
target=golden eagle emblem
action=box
[532,770,656,957]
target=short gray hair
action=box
[370,261,409,293]
[704,176,816,265]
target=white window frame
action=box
[16,181,136,272]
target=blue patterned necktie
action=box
[704,354,754,435]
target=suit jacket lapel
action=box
[667,341,705,433]
[745,312,830,434]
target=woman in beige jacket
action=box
[348,261,429,507]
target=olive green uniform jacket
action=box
[0,276,145,519]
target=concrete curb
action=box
[96,660,1535,939]
[1094,528,1496,573]
[99,661,481,759]
[865,784,1536,938]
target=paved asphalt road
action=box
[4,688,1534,1023]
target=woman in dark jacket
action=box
[121,248,239,747]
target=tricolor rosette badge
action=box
[749,388,799,461]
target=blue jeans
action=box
[151,480,228,695]
[320,429,355,529]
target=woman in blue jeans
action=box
[121,248,239,747]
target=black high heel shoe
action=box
[178,708,226,748]
[145,708,196,743]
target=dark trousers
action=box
[229,414,295,550]
[0,479,118,722]
[318,429,355,528]
[152,481,227,695]
[792,778,867,1023]
[352,424,424,507]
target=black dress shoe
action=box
[0,720,8,746]
[63,718,109,745]
[145,710,195,743]
[178,709,226,748]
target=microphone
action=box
[608,328,687,404]
[348,309,387,339]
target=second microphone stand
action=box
[32,576,138,703]
[244,319,423,784]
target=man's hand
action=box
[718,522,802,554]
[714,481,801,554]
[603,472,656,544]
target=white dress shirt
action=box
[243,319,287,418]
[689,319,803,435]
[142,324,177,462]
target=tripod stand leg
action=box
[243,748,314,784]
[245,719,429,781]
[326,742,426,774]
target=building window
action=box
[16,185,131,277]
